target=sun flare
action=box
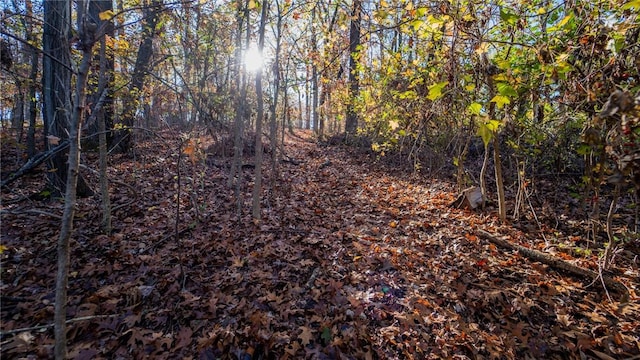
[244,45,264,72]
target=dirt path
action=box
[1,130,638,359]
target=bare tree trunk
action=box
[54,2,97,357]
[85,0,114,148]
[43,0,93,198]
[230,0,250,221]
[305,68,311,130]
[112,0,161,153]
[228,2,246,189]
[11,85,24,142]
[252,0,268,221]
[493,134,506,222]
[97,39,112,234]
[486,74,506,222]
[270,0,283,179]
[310,6,319,134]
[480,141,489,209]
[312,65,318,134]
[25,0,39,157]
[297,82,303,129]
[345,0,362,136]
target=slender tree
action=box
[52,1,98,357]
[85,0,114,148]
[345,0,361,135]
[112,0,162,153]
[252,0,268,221]
[23,0,39,157]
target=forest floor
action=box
[1,129,639,359]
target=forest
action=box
[0,0,639,358]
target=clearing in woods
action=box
[1,130,639,359]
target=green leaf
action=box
[500,8,519,25]
[416,7,428,17]
[397,90,417,100]
[411,19,424,31]
[490,95,511,109]
[467,102,483,115]
[496,83,517,97]
[576,144,591,156]
[321,327,332,343]
[427,81,448,101]
[557,13,573,28]
[477,123,493,147]
[547,13,574,33]
[477,119,501,147]
[374,9,389,20]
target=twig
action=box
[110,180,138,214]
[76,164,137,214]
[138,226,192,254]
[0,314,119,336]
[0,209,62,220]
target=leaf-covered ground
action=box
[1,130,639,359]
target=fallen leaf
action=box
[298,326,314,346]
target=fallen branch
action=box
[0,314,119,336]
[1,141,70,189]
[476,229,628,301]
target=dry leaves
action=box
[1,130,638,359]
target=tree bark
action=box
[11,85,24,142]
[54,2,96,357]
[42,0,93,198]
[25,0,39,157]
[85,0,114,149]
[112,0,162,153]
[345,0,362,136]
[270,0,283,179]
[310,6,319,134]
[252,0,268,221]
[476,230,628,300]
[97,42,112,234]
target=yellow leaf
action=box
[99,10,115,21]
[389,221,397,228]
[490,95,510,109]
[557,13,573,28]
[474,42,489,54]
[622,0,640,9]
[248,0,257,9]
[0,244,7,254]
